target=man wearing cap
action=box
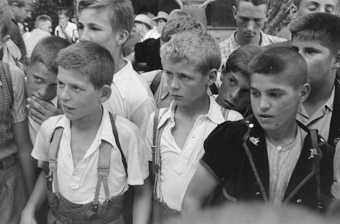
[134,14,160,41]
[6,0,35,61]
[153,11,169,34]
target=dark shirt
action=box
[8,19,26,60]
[134,38,162,72]
[201,116,334,210]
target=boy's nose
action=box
[79,29,90,42]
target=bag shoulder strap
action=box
[150,70,163,95]
[310,129,323,211]
[1,61,13,108]
[109,112,128,176]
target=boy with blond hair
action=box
[145,29,242,224]
[21,41,151,224]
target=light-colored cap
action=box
[134,14,153,29]
[152,11,169,22]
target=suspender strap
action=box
[109,113,127,176]
[49,127,64,197]
[152,109,160,172]
[310,129,323,211]
[152,108,169,201]
[94,141,112,205]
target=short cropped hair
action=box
[78,0,134,33]
[35,14,52,28]
[57,41,114,89]
[168,9,191,21]
[290,13,340,55]
[58,9,71,18]
[0,0,12,38]
[249,47,307,90]
[160,30,221,76]
[223,44,263,78]
[235,0,268,8]
[30,36,71,74]
[161,17,206,43]
[7,0,26,8]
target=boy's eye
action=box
[307,4,317,11]
[305,48,317,56]
[34,76,42,83]
[164,71,172,77]
[269,92,281,98]
[326,6,335,13]
[72,86,82,92]
[251,91,260,97]
[228,78,236,86]
[57,81,64,87]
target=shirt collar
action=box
[55,107,116,148]
[157,96,225,128]
[232,31,264,46]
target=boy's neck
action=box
[176,94,210,119]
[264,119,298,147]
[71,105,103,132]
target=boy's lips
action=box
[61,104,73,110]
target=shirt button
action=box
[277,146,282,151]
[297,199,302,203]
[272,175,277,181]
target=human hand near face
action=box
[59,20,68,31]
[27,96,63,125]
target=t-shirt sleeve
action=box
[144,111,155,162]
[31,117,59,162]
[10,66,27,123]
[125,127,149,185]
[331,143,340,199]
[201,120,246,181]
[134,39,154,63]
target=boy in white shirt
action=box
[145,29,243,224]
[21,41,151,224]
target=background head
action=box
[290,12,340,56]
[290,0,338,18]
[248,47,310,131]
[160,29,221,77]
[35,14,52,33]
[168,9,191,21]
[153,11,169,33]
[78,0,134,34]
[134,14,152,36]
[26,36,71,101]
[217,44,263,112]
[233,0,269,43]
[0,0,12,45]
[8,0,34,23]
[161,17,205,44]
[58,9,70,24]
[57,41,114,90]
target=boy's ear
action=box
[266,9,272,19]
[99,84,112,104]
[332,51,340,69]
[290,4,298,19]
[115,30,129,46]
[232,6,237,19]
[299,83,311,103]
[207,69,217,86]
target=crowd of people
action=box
[1,0,340,224]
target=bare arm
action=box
[20,170,48,224]
[132,176,152,224]
[13,119,36,194]
[27,96,63,125]
[182,163,219,218]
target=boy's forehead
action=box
[250,73,295,90]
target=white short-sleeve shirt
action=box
[144,97,242,211]
[32,107,149,204]
[103,60,156,136]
